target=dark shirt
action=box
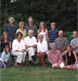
[66,51,76,65]
[25,24,37,37]
[48,29,58,43]
[0,39,10,52]
[4,25,17,42]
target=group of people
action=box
[0,16,78,70]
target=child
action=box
[0,45,11,68]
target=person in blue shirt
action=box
[48,22,58,48]
[3,16,17,42]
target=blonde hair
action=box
[19,21,25,28]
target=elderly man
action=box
[70,31,78,55]
[55,30,69,53]
[47,43,64,68]
[24,30,37,64]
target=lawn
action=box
[0,65,78,81]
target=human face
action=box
[20,24,25,29]
[28,17,33,24]
[67,46,72,52]
[5,47,9,53]
[28,31,33,37]
[9,17,15,24]
[51,43,56,51]
[58,31,63,38]
[38,35,43,42]
[51,23,56,30]
[73,31,78,38]
[3,32,8,39]
[40,22,45,29]
[17,34,22,40]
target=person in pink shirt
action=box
[47,43,64,68]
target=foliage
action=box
[1,0,77,31]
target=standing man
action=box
[3,16,17,42]
[25,16,37,37]
[48,22,58,47]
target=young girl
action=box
[0,45,11,68]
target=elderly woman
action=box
[37,34,48,66]
[47,43,64,68]
[24,30,37,64]
[12,32,26,66]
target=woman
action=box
[0,32,11,53]
[63,45,77,65]
[37,34,48,66]
[38,22,48,41]
[12,32,26,66]
[16,21,26,39]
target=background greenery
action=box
[1,0,77,31]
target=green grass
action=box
[0,65,78,81]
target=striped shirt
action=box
[48,29,58,43]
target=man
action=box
[55,30,69,53]
[48,22,58,47]
[47,43,64,68]
[24,30,37,64]
[70,31,78,55]
[25,16,37,37]
[3,17,17,42]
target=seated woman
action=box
[47,43,64,68]
[0,31,11,53]
[0,45,11,68]
[37,34,48,66]
[63,45,77,66]
[12,32,26,66]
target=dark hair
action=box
[67,45,72,48]
[15,32,23,38]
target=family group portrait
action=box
[0,0,78,81]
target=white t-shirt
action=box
[39,32,47,40]
[24,36,37,46]
[37,40,48,53]
[0,51,10,62]
[12,39,25,52]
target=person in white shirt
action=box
[12,32,26,66]
[37,34,48,66]
[0,45,11,68]
[24,30,37,64]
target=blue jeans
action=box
[0,61,11,68]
